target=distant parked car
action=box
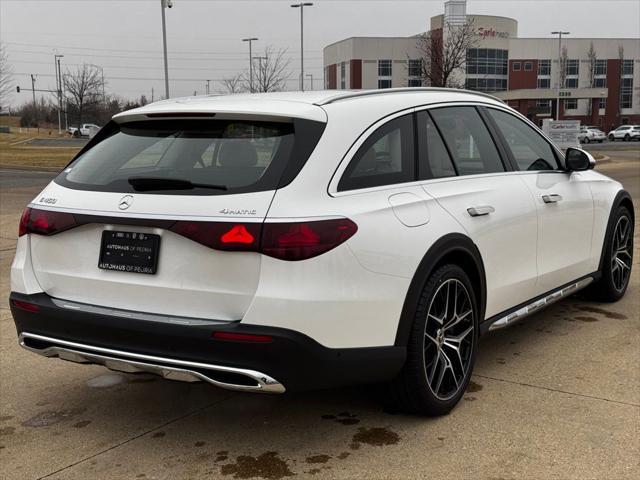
[68,123,101,138]
[579,127,606,144]
[608,125,640,141]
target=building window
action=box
[620,78,633,109]
[465,78,507,92]
[598,98,607,111]
[564,77,578,89]
[620,60,634,109]
[564,99,578,110]
[378,59,392,77]
[513,61,521,71]
[565,59,579,76]
[465,49,508,92]
[377,59,392,89]
[594,59,607,76]
[340,62,346,89]
[536,99,551,109]
[537,60,551,89]
[538,60,551,76]
[408,59,422,77]
[408,59,422,87]
[537,78,550,89]
[593,77,607,88]
[524,62,533,71]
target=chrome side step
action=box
[488,277,593,331]
[19,332,285,394]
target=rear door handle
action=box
[542,194,563,204]
[467,205,495,217]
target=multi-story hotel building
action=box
[323,0,640,129]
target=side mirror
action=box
[565,147,596,172]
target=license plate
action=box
[99,231,160,274]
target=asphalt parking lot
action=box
[0,150,638,480]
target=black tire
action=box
[383,264,479,416]
[609,134,615,141]
[584,205,634,302]
[583,137,591,144]
[598,139,604,143]
[73,130,80,138]
[624,134,630,142]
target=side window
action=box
[486,108,558,171]
[430,107,505,176]
[417,111,457,179]
[338,114,415,191]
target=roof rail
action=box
[315,87,503,105]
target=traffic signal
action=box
[16,86,20,93]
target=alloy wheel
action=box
[423,278,474,401]
[611,215,633,292]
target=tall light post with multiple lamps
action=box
[54,54,64,134]
[551,30,570,121]
[160,0,173,99]
[242,38,259,93]
[290,2,313,91]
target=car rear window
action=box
[56,119,324,195]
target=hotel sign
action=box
[476,27,510,39]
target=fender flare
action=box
[394,233,487,347]
[597,189,635,273]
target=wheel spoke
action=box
[423,278,475,400]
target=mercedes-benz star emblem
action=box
[118,195,134,210]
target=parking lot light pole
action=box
[160,0,173,99]
[242,38,259,93]
[54,54,64,134]
[291,2,313,91]
[551,31,570,121]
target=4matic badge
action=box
[219,208,257,216]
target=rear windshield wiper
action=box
[128,176,227,192]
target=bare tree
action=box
[586,42,597,115]
[221,74,245,94]
[64,64,103,127]
[0,42,13,113]
[416,20,478,88]
[245,46,291,93]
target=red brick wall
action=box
[508,59,538,90]
[326,64,337,89]
[350,60,362,89]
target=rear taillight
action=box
[19,207,357,261]
[169,218,357,261]
[18,207,77,237]
[261,219,358,261]
[169,221,261,251]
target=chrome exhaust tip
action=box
[19,332,285,394]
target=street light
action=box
[54,54,64,134]
[551,30,570,121]
[291,2,313,91]
[242,38,259,93]
[160,0,173,99]
[253,56,267,92]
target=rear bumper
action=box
[10,292,406,393]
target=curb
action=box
[0,164,62,173]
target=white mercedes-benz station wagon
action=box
[10,89,634,415]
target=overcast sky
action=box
[1,0,639,106]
